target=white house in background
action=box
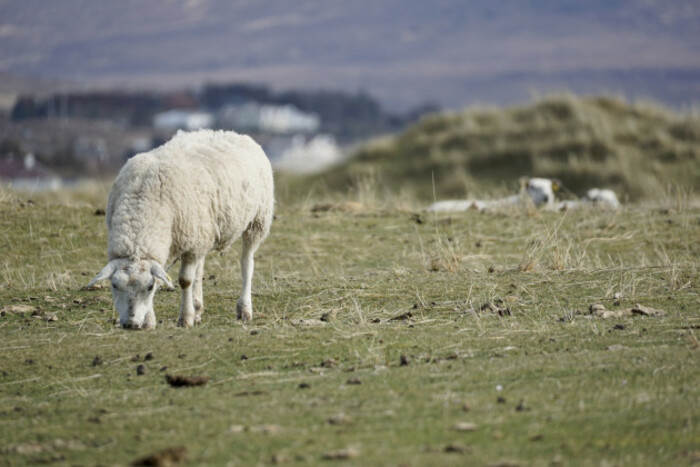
[0,153,62,191]
[217,103,320,134]
[153,110,214,131]
[271,134,344,174]
[218,103,260,131]
[74,136,108,162]
[259,105,320,133]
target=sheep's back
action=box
[107,130,273,262]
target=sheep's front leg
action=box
[177,255,199,328]
[236,232,260,322]
[193,257,205,324]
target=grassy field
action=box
[0,186,698,466]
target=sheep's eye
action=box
[148,284,154,292]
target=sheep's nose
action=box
[121,322,139,330]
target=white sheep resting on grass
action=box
[87,129,274,329]
[583,188,620,209]
[556,188,621,210]
[428,177,559,212]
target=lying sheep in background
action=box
[87,129,274,329]
[556,188,621,210]
[584,188,620,208]
[428,178,622,213]
[428,177,559,213]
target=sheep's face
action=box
[111,261,160,329]
[87,259,173,330]
[526,178,557,206]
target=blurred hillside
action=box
[310,95,700,201]
[0,1,699,110]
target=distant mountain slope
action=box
[0,1,699,109]
[313,95,700,201]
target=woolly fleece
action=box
[106,129,274,267]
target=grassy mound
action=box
[310,95,700,201]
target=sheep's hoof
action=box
[236,301,252,322]
[143,312,157,330]
[194,301,203,324]
[177,316,195,328]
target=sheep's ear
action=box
[150,261,174,289]
[86,260,118,288]
[519,177,529,190]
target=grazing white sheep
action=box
[427,177,559,213]
[87,129,274,329]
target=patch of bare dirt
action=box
[586,303,666,318]
[444,443,471,453]
[321,447,359,460]
[327,413,353,425]
[0,304,37,316]
[451,422,478,432]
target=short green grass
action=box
[0,191,698,466]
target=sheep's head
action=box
[524,178,557,206]
[87,259,173,330]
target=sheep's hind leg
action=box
[193,257,205,324]
[177,255,199,328]
[236,230,262,321]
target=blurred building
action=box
[0,153,61,190]
[269,134,343,174]
[152,110,214,131]
[217,103,320,134]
